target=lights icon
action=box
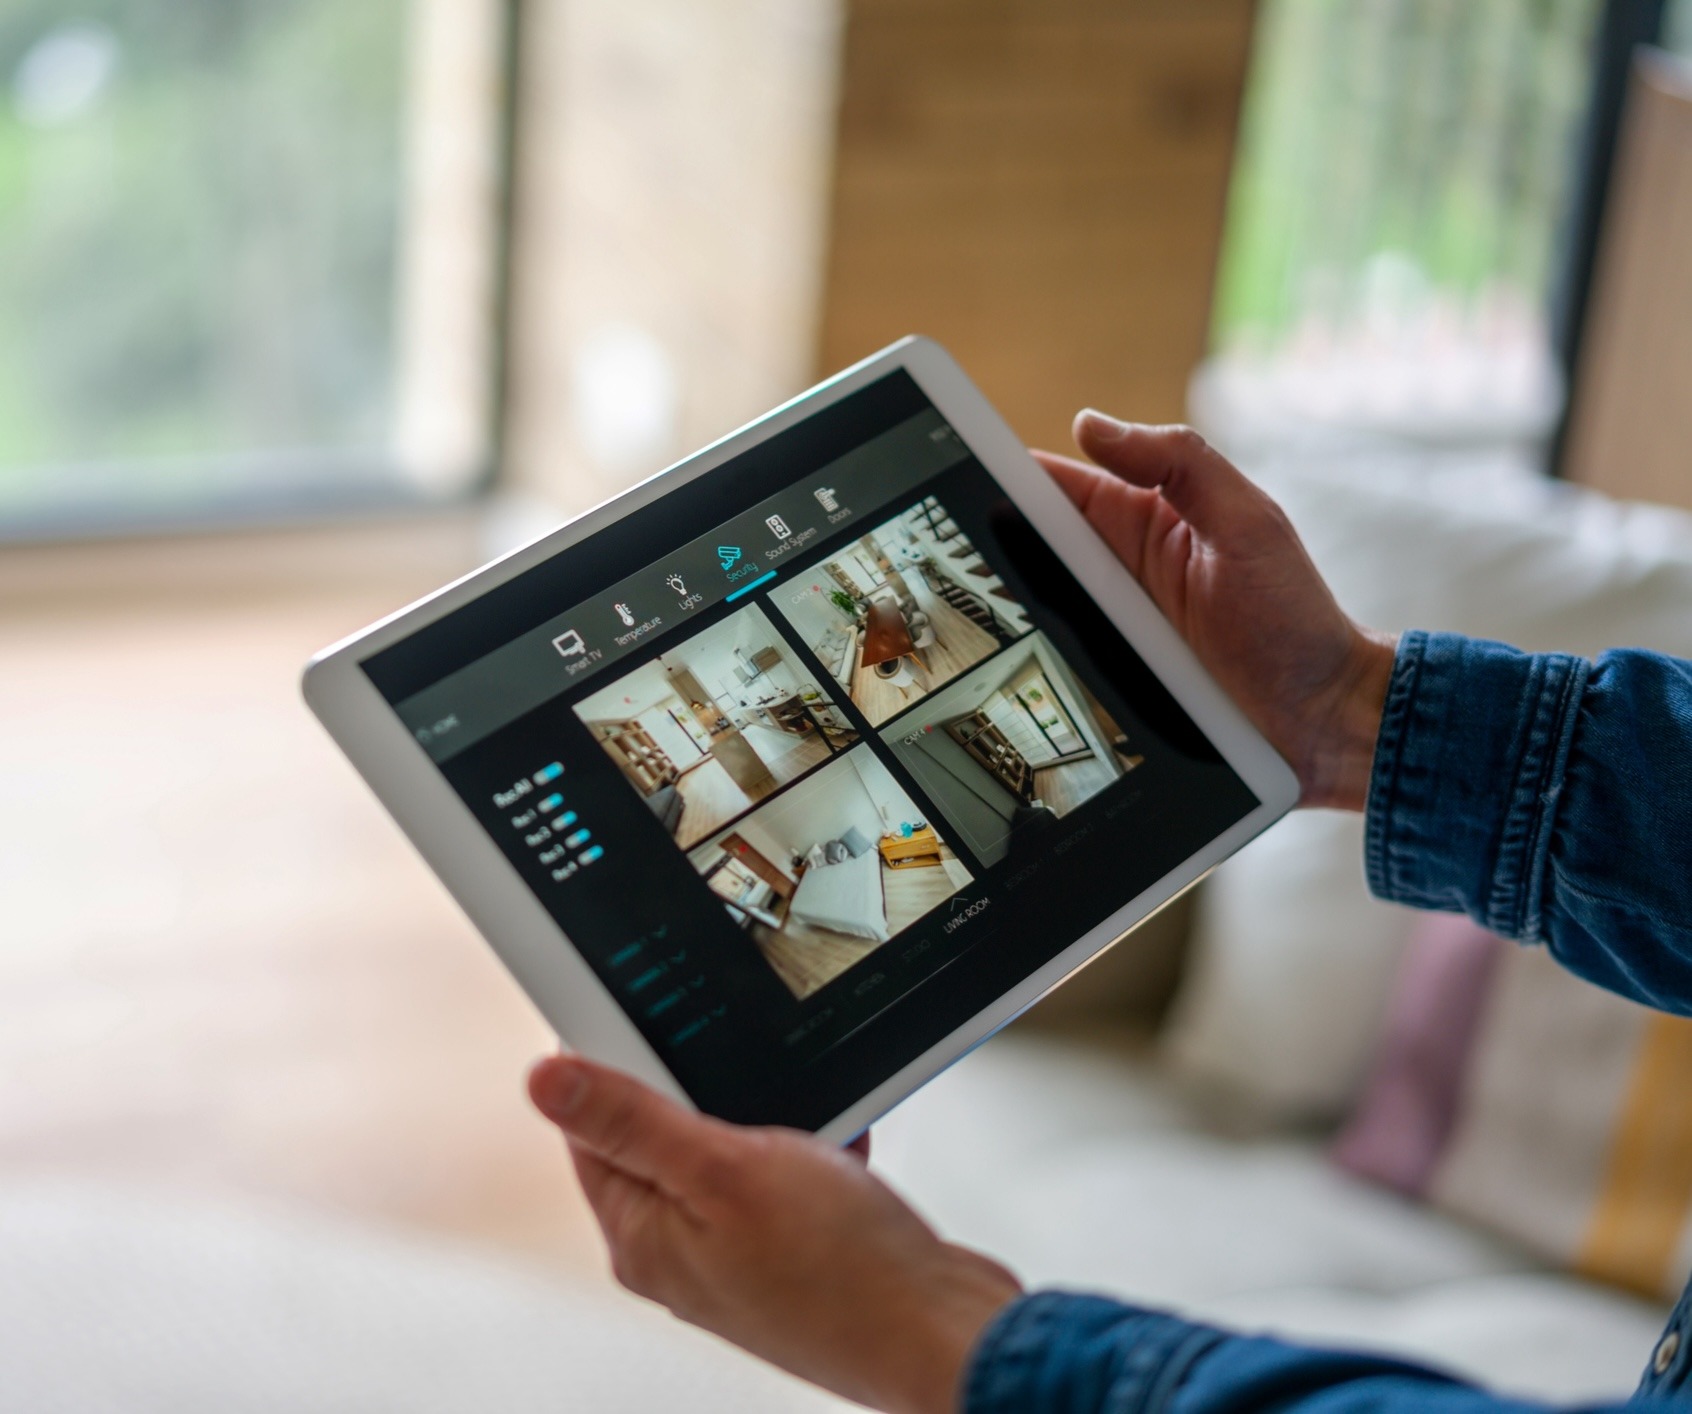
[614,602,636,627]
[814,486,839,512]
[717,545,742,571]
[665,573,686,596]
[765,514,792,539]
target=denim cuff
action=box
[1365,630,1590,941]
[963,1291,1224,1414]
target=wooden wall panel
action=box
[817,0,1257,453]
[1563,52,1692,512]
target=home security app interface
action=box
[365,373,1257,1128]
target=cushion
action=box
[840,825,873,858]
[1162,460,1692,1121]
[1333,914,1692,1301]
[876,1028,1669,1402]
[805,842,828,870]
[821,839,850,865]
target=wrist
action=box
[1302,629,1397,812]
[881,1247,1022,1414]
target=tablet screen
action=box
[364,372,1258,1127]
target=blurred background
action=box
[4,2,1692,1408]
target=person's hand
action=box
[529,1054,1022,1414]
[1035,412,1396,811]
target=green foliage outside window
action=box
[1212,0,1603,355]
[0,1,407,506]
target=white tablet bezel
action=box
[304,335,1299,1142]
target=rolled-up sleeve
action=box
[964,1294,1223,1414]
[962,1290,1594,1414]
[1365,630,1692,1013]
[959,633,1692,1414]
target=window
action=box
[0,0,509,535]
[1207,0,1606,439]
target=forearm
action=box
[1365,632,1692,1012]
[964,1292,1609,1414]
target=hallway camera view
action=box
[774,495,1031,728]
[880,634,1144,866]
[687,747,973,1000]
[572,605,859,849]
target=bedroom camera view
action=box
[687,747,973,1000]
[774,495,1032,728]
[880,633,1145,867]
[572,604,859,850]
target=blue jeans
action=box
[966,631,1692,1414]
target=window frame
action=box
[0,0,523,545]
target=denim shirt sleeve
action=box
[1366,631,1692,1012]
[960,635,1692,1414]
[962,1291,1649,1414]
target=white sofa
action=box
[877,1030,1668,1404]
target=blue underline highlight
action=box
[726,571,777,602]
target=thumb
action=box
[1072,411,1268,549]
[530,1055,733,1195]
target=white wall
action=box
[733,815,798,882]
[850,750,919,833]
[575,661,677,722]
[982,687,1057,764]
[775,580,853,651]
[665,604,810,709]
[636,703,703,767]
[1030,637,1114,763]
[741,748,893,856]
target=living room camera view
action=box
[880,633,1145,867]
[687,748,973,1000]
[774,495,1032,728]
[572,604,860,850]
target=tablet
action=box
[304,337,1297,1141]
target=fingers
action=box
[1031,448,1165,581]
[530,1055,733,1196]
[1031,449,1126,518]
[1070,411,1266,548]
[568,1139,659,1241]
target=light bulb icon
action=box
[665,573,686,596]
